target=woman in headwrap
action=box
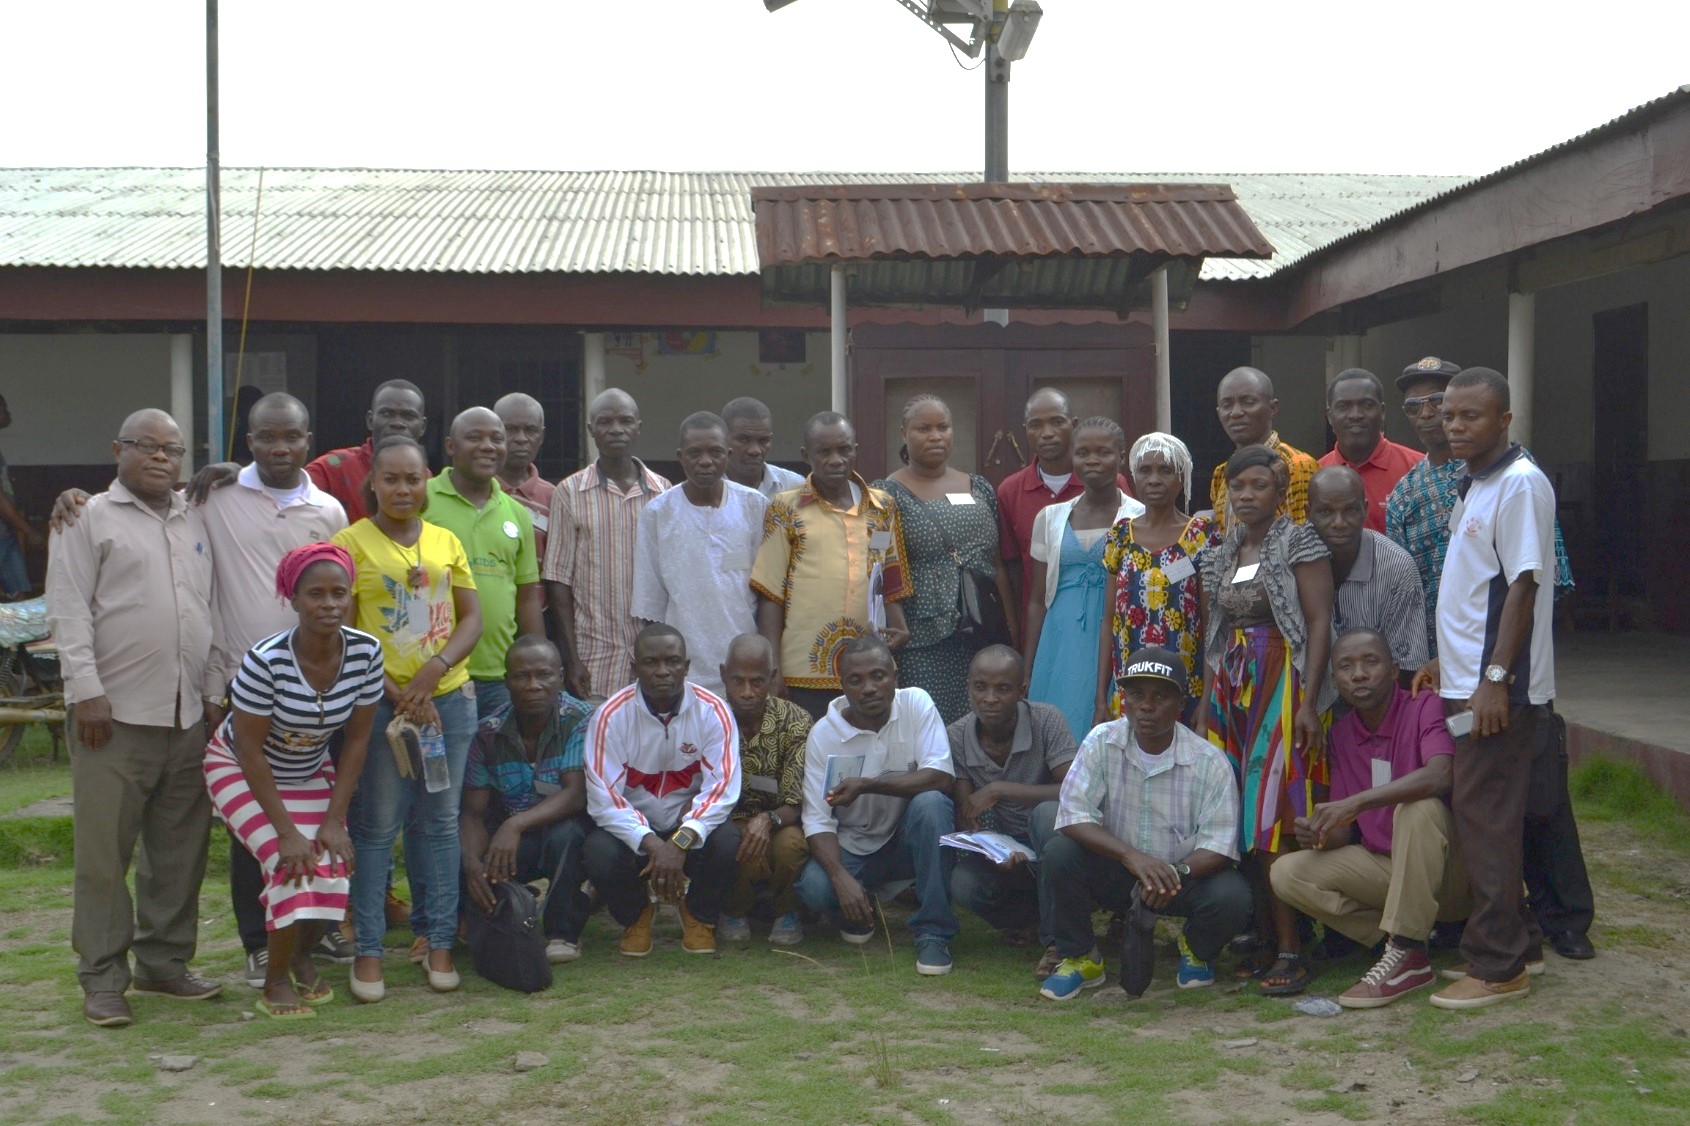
[202,542,386,1019]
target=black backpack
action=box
[463,878,553,993]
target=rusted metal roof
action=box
[0,168,1461,281]
[752,182,1272,311]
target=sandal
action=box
[1258,952,1310,996]
[292,975,334,1004]
[1233,942,1275,981]
[255,996,316,1020]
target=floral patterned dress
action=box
[1102,515,1213,721]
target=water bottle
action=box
[419,722,450,793]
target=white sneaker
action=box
[545,938,582,964]
[243,949,268,989]
[717,916,752,942]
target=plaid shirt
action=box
[1385,452,1573,657]
[734,694,811,818]
[1056,719,1239,863]
[1208,432,1319,537]
[464,692,593,829]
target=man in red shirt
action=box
[996,388,1129,622]
[305,380,428,520]
[494,391,556,561]
[1318,368,1422,533]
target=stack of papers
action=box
[940,831,1038,865]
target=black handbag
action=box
[955,565,1013,652]
[462,834,577,993]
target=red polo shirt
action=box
[1319,437,1424,533]
[503,463,557,561]
[996,463,1131,617]
[305,439,374,522]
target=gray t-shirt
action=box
[946,700,1078,842]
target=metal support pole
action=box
[982,12,1010,326]
[205,0,223,466]
[1507,291,1536,448]
[582,332,606,462]
[830,264,848,415]
[170,335,195,477]
[1152,268,1171,433]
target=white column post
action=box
[170,333,195,478]
[1151,267,1172,433]
[1507,291,1536,449]
[830,265,848,415]
[582,331,606,462]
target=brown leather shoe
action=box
[1429,968,1530,1010]
[619,905,655,957]
[385,890,411,929]
[84,991,134,1027]
[131,972,222,1001]
[679,902,716,955]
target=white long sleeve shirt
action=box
[584,679,741,850]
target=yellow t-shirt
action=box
[332,519,477,694]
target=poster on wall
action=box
[758,330,806,365]
[657,330,716,356]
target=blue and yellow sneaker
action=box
[1176,933,1215,989]
[1038,950,1107,1000]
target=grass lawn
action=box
[2,729,1688,1125]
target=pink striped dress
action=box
[204,626,386,930]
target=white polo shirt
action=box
[1436,445,1556,705]
[801,687,952,856]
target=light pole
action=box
[205,0,223,469]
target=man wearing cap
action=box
[1038,646,1249,1000]
[1319,368,1423,534]
[1386,357,1594,963]
[1208,367,1320,535]
[1271,629,1470,1008]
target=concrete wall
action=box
[1249,334,1330,455]
[0,333,176,465]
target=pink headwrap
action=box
[275,542,356,601]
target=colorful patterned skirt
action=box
[204,735,349,931]
[1206,624,1327,854]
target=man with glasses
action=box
[1319,368,1423,533]
[47,410,219,1027]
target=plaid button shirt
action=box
[1055,719,1239,863]
[1386,452,1573,658]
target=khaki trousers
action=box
[1270,798,1470,946]
[70,717,211,993]
[724,822,810,916]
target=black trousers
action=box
[229,824,268,955]
[1523,710,1595,937]
[786,688,840,723]
[583,821,742,926]
[1044,834,1252,964]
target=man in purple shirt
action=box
[1270,629,1472,1009]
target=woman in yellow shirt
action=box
[332,435,482,1002]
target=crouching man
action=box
[460,637,595,964]
[1271,629,1472,1007]
[1039,647,1250,1000]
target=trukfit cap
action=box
[1115,646,1186,691]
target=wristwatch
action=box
[1484,664,1513,685]
[670,826,701,851]
[1172,862,1192,879]
[765,808,784,831]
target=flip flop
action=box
[1258,953,1310,996]
[255,997,317,1020]
[292,976,334,1005]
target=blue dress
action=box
[1030,523,1110,742]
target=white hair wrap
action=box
[1128,432,1194,510]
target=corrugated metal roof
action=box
[0,168,1465,281]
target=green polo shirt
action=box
[424,469,539,680]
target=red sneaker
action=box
[1338,942,1434,1009]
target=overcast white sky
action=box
[6,1,1685,177]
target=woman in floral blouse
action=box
[1096,433,1212,725]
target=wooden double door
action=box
[851,322,1156,485]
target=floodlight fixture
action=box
[995,0,1043,62]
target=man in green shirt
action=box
[425,407,544,718]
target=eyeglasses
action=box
[117,438,188,459]
[1402,393,1445,416]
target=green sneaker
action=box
[1038,952,1107,1000]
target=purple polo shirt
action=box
[1327,685,1455,855]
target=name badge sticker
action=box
[1161,557,1196,584]
[1231,562,1260,584]
[530,513,550,534]
[946,493,976,506]
[1371,758,1392,789]
[869,530,892,551]
[502,520,520,539]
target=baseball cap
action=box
[1395,355,1461,392]
[1115,646,1186,691]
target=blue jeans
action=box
[794,789,959,942]
[948,800,1059,946]
[472,678,511,721]
[0,527,28,595]
[351,686,476,957]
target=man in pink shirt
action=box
[494,392,555,561]
[1319,369,1423,533]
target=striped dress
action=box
[204,626,386,930]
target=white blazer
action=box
[1027,490,1145,608]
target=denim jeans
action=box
[472,678,511,721]
[794,789,959,942]
[350,685,476,956]
[948,800,1058,946]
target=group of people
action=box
[44,352,1594,1029]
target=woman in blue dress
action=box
[1024,418,1144,741]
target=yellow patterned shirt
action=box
[1208,432,1319,537]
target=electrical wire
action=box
[225,166,265,461]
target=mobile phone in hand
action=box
[1445,709,1475,738]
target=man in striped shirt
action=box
[545,389,671,701]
